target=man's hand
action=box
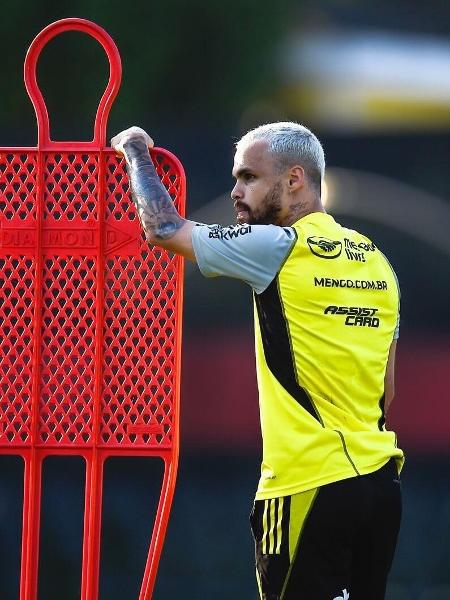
[111,126,154,163]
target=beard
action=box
[238,181,283,226]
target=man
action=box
[111,122,403,600]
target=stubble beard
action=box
[246,181,283,226]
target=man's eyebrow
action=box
[232,167,253,179]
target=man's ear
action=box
[287,165,306,192]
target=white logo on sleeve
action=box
[333,590,349,600]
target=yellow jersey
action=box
[254,212,404,500]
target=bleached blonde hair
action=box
[236,122,325,190]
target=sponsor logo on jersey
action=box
[344,237,376,262]
[307,236,342,258]
[324,305,380,328]
[314,277,387,290]
[207,225,252,240]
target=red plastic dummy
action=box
[0,18,185,600]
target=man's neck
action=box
[283,194,325,226]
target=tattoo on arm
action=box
[122,139,184,240]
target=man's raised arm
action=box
[111,127,196,260]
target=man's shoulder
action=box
[191,223,297,293]
[195,222,296,244]
[199,223,253,241]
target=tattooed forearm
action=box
[122,139,184,240]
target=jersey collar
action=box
[290,211,334,228]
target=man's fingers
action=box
[110,126,154,155]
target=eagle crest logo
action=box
[307,236,342,259]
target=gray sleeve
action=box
[191,223,296,294]
[392,268,400,340]
[381,251,400,340]
[393,312,400,340]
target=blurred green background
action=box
[1,1,450,599]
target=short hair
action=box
[236,122,325,190]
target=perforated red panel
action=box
[0,18,184,600]
[0,150,183,450]
[100,153,181,450]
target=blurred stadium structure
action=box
[1,1,450,599]
[279,30,450,131]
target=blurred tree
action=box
[0,0,296,143]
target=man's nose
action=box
[231,181,243,200]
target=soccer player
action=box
[111,123,403,600]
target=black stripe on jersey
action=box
[273,499,278,553]
[254,277,322,423]
[378,393,386,431]
[280,496,291,556]
[253,497,291,597]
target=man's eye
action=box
[244,173,256,182]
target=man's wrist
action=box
[123,138,152,169]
